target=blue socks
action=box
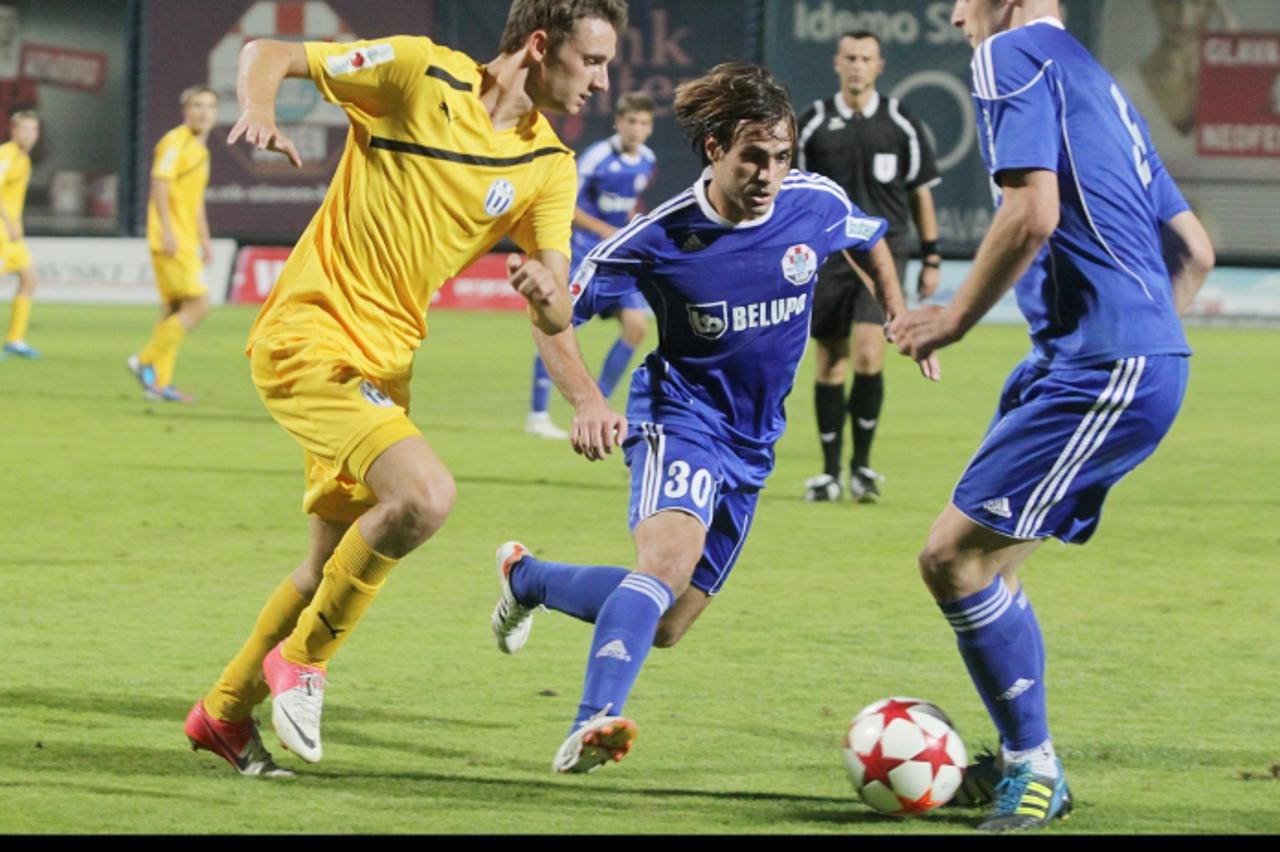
[941,576,1049,751]
[575,573,673,727]
[530,356,553,414]
[596,338,636,400]
[509,554,630,623]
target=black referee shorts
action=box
[809,250,907,340]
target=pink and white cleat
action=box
[262,641,326,764]
[183,700,294,777]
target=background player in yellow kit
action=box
[182,0,630,776]
[127,85,218,403]
[1,110,40,359]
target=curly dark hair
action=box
[499,0,629,55]
[673,63,796,166]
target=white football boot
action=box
[552,706,638,774]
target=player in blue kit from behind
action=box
[892,0,1215,832]
[492,62,940,774]
[526,93,657,439]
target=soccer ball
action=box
[842,697,968,815]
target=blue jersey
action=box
[570,135,657,262]
[571,169,888,487]
[972,17,1192,369]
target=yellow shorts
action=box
[250,332,421,522]
[152,251,208,301]
[1,239,32,274]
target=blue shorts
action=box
[623,422,760,596]
[953,354,1188,544]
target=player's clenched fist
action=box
[506,254,560,307]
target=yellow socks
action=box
[139,315,186,387]
[203,577,309,722]
[5,294,31,344]
[282,524,398,668]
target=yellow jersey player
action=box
[182,0,629,776]
[1,110,40,359]
[127,85,218,402]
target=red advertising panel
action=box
[231,248,525,311]
[1197,33,1280,158]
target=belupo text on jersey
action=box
[686,295,810,340]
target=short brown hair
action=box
[499,0,628,55]
[674,63,796,166]
[9,109,37,125]
[614,91,654,118]
[180,84,218,107]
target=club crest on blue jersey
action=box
[687,302,729,340]
[781,244,818,286]
[484,179,515,217]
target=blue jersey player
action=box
[493,63,938,774]
[526,93,657,439]
[892,0,1215,832]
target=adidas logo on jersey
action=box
[595,640,632,662]
[680,233,707,253]
[982,497,1013,519]
[997,678,1036,702]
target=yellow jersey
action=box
[248,35,578,378]
[0,140,31,241]
[147,125,209,257]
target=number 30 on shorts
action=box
[663,461,714,507]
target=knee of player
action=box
[387,478,456,541]
[917,537,960,590]
[620,312,648,346]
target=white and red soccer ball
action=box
[842,697,968,815]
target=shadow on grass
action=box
[0,688,512,733]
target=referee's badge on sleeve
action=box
[873,153,898,183]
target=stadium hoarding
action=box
[20,237,236,304]
[1,0,130,237]
[1097,0,1278,264]
[141,0,437,243]
[763,0,1102,257]
[230,247,528,311]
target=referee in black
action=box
[799,30,942,503]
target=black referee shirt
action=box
[798,90,940,255]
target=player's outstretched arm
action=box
[227,40,308,168]
[892,168,1057,362]
[530,322,627,461]
[1162,210,1215,315]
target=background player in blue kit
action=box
[526,92,657,439]
[892,0,1216,832]
[492,62,939,774]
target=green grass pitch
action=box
[0,303,1276,833]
